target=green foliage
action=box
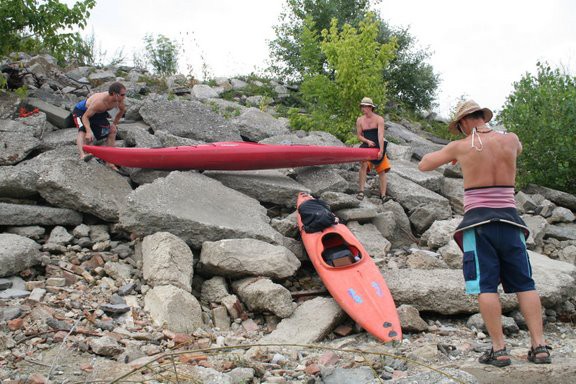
[500,62,576,194]
[14,86,28,99]
[379,23,439,111]
[268,0,371,80]
[143,34,180,76]
[0,0,96,64]
[268,0,439,111]
[293,13,396,142]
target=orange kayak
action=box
[296,192,402,342]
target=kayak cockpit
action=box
[321,233,362,267]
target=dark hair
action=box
[108,82,126,95]
[466,110,485,120]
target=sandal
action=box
[356,192,365,200]
[478,347,511,367]
[381,195,391,204]
[81,154,94,162]
[528,345,552,364]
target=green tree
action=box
[268,0,371,80]
[379,23,439,111]
[268,0,438,111]
[143,34,180,76]
[291,13,396,142]
[0,0,96,63]
[500,62,576,194]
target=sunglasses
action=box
[118,93,126,97]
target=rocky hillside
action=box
[1,54,576,383]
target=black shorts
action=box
[73,108,111,140]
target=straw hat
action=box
[448,100,493,134]
[359,97,376,109]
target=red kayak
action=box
[296,192,402,342]
[83,142,379,170]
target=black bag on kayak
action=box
[298,199,337,233]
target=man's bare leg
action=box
[105,129,119,170]
[478,293,508,352]
[76,131,88,160]
[358,162,369,195]
[378,171,387,197]
[517,290,549,358]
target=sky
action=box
[67,0,576,117]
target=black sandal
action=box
[381,195,391,203]
[82,154,94,162]
[528,345,552,364]
[478,347,511,367]
[356,191,365,200]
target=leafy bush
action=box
[292,13,396,142]
[0,0,96,64]
[268,0,439,112]
[500,62,576,194]
[143,34,180,76]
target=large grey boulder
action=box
[192,84,219,99]
[530,251,576,307]
[347,221,391,258]
[153,130,204,147]
[388,173,452,233]
[420,218,462,250]
[391,160,444,193]
[36,159,133,222]
[384,268,516,314]
[294,166,348,195]
[0,165,39,198]
[24,98,72,128]
[440,177,465,215]
[0,120,42,165]
[198,238,300,279]
[232,277,295,318]
[120,172,282,248]
[0,202,82,226]
[258,297,345,344]
[230,107,290,142]
[144,285,203,333]
[372,200,416,248]
[261,131,344,147]
[204,169,310,208]
[139,96,242,142]
[117,122,161,148]
[524,184,576,211]
[142,232,194,292]
[384,252,575,314]
[0,234,42,277]
[38,128,76,151]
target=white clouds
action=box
[377,0,576,115]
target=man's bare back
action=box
[419,126,522,189]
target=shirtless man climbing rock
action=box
[73,81,127,171]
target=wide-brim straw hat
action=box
[359,97,376,109]
[448,100,493,134]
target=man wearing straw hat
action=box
[418,100,551,367]
[356,97,391,203]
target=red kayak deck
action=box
[296,192,402,342]
[83,142,379,170]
